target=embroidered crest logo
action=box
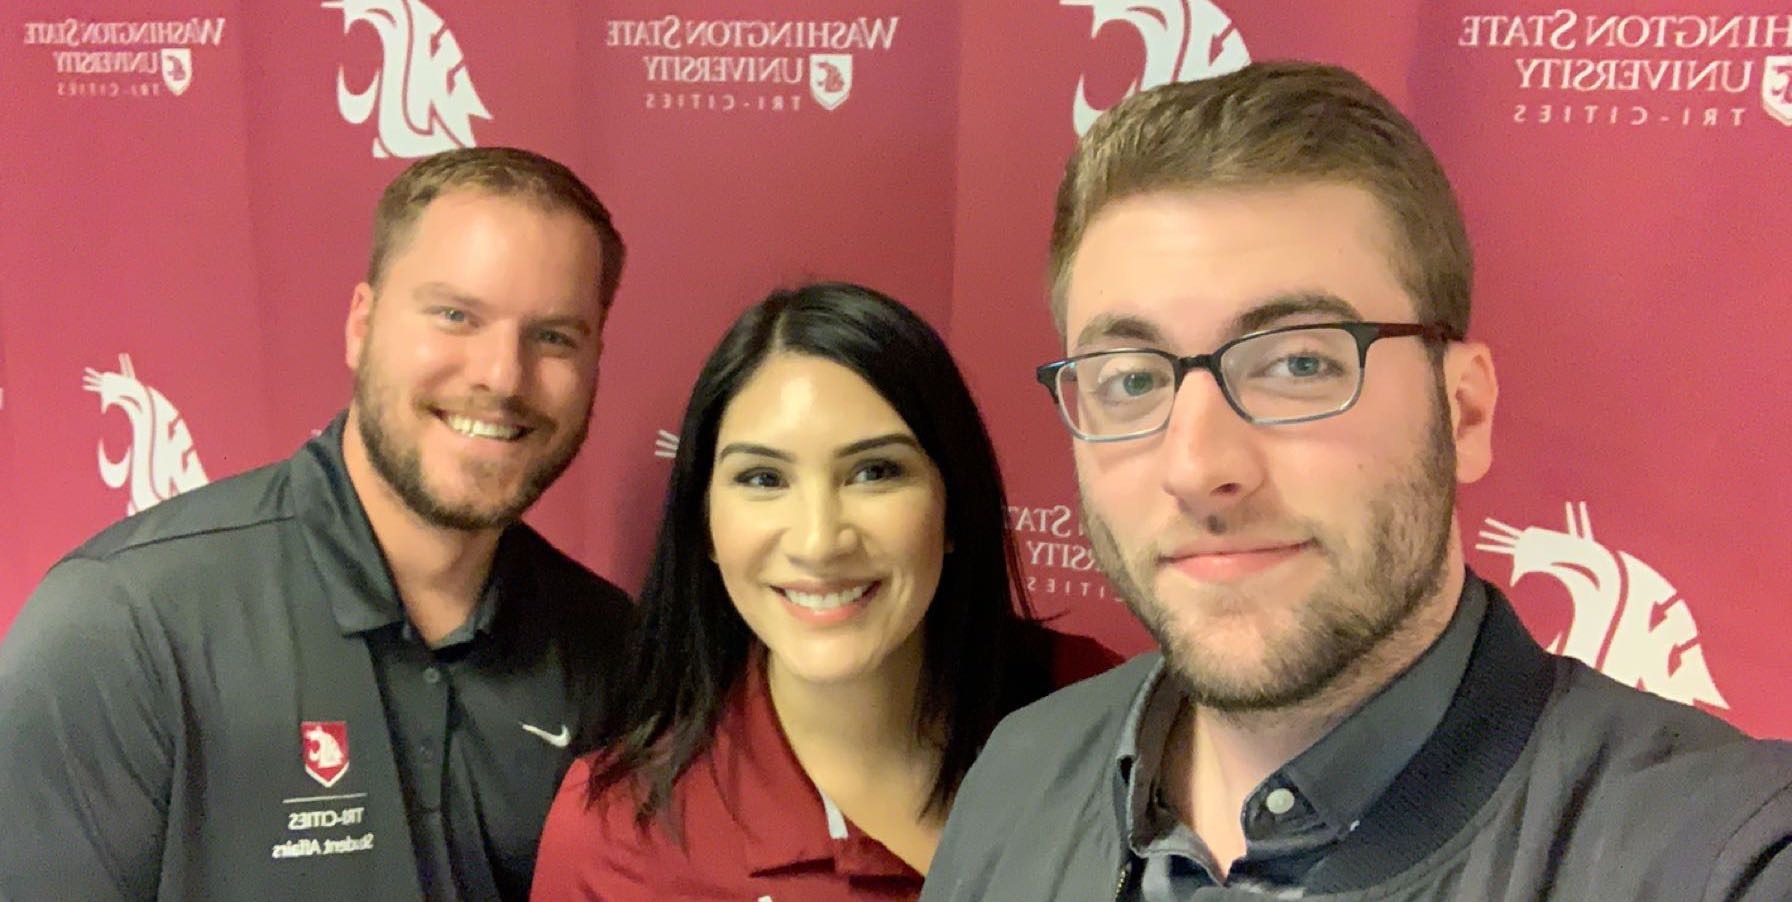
[323,0,492,158]
[1478,502,1728,709]
[301,721,351,788]
[1060,0,1251,135]
[82,354,210,515]
[1761,55,1792,126]
[160,48,193,96]
[810,53,853,110]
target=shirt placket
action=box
[413,660,451,812]
[383,636,458,899]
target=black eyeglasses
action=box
[1034,322,1457,442]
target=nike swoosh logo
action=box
[519,722,570,748]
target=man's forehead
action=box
[1067,292,1368,352]
[1061,185,1412,349]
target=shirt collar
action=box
[292,411,509,641]
[1277,575,1487,839]
[400,583,501,649]
[1114,572,1489,853]
[1115,655,1177,852]
[726,654,920,880]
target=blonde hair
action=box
[367,147,626,312]
[1048,61,1470,338]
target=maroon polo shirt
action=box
[531,631,1119,901]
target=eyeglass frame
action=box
[1033,321,1461,442]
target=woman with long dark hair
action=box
[531,282,1116,900]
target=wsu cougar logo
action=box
[810,53,853,110]
[1478,502,1728,709]
[323,0,491,158]
[1762,56,1792,126]
[1061,0,1250,135]
[301,721,351,788]
[82,354,210,515]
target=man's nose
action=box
[469,325,527,398]
[1157,372,1266,518]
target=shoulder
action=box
[1526,660,1792,809]
[535,714,779,901]
[8,461,297,665]
[1529,660,1792,889]
[0,555,177,700]
[969,652,1156,794]
[498,527,633,650]
[504,525,632,618]
[994,651,1156,744]
[534,755,664,901]
[1543,658,1770,761]
[926,654,1150,900]
[64,459,293,567]
[53,455,288,558]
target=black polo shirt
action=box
[0,414,632,900]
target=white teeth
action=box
[446,415,522,441]
[784,584,871,611]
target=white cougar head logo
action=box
[1061,0,1251,135]
[1478,502,1727,709]
[304,725,345,770]
[323,0,491,158]
[81,354,210,515]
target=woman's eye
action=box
[851,460,906,484]
[733,469,784,489]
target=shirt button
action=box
[1265,788,1297,815]
[423,667,441,685]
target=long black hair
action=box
[577,281,1053,829]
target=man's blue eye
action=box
[1284,355,1323,377]
[1120,371,1158,396]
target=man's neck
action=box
[340,412,502,646]
[1166,560,1469,876]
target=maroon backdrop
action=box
[5,0,1787,737]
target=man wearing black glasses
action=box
[923,61,1792,901]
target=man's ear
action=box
[1444,340,1498,484]
[345,283,375,371]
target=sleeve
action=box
[920,724,1014,902]
[0,557,178,901]
[1708,776,1792,902]
[530,757,658,902]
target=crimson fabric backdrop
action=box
[4,0,1787,736]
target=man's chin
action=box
[1134,600,1327,709]
[407,484,533,532]
[1163,644,1340,713]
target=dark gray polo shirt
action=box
[0,414,632,901]
[1117,579,1488,897]
[356,530,582,899]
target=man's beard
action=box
[1081,381,1457,713]
[352,353,588,532]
